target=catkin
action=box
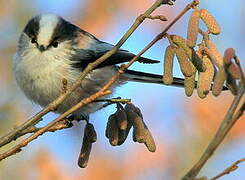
[200,9,221,35]
[171,35,206,72]
[85,123,97,143]
[107,114,119,146]
[126,111,146,143]
[197,55,215,98]
[184,70,196,97]
[77,132,92,168]
[227,63,241,79]
[226,74,238,95]
[187,10,200,48]
[223,48,235,64]
[163,45,176,84]
[205,40,224,67]
[176,47,196,77]
[212,68,226,96]
[143,124,156,152]
[115,109,128,130]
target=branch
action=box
[0,0,169,148]
[182,81,245,180]
[211,158,245,180]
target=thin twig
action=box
[0,90,112,160]
[18,119,73,137]
[0,0,167,148]
[211,158,245,180]
[182,82,245,180]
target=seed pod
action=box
[184,72,196,97]
[115,109,128,130]
[200,9,221,35]
[85,123,97,143]
[163,45,176,84]
[197,55,215,98]
[171,35,206,72]
[212,68,226,96]
[176,47,196,77]
[187,10,200,48]
[107,114,119,146]
[143,124,156,152]
[78,132,92,168]
[126,111,146,143]
[205,40,224,67]
[223,48,236,64]
[227,63,241,79]
[226,74,238,95]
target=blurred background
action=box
[0,0,244,179]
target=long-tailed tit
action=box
[13,13,186,118]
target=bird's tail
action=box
[123,69,186,88]
[123,69,228,90]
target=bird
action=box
[12,13,192,119]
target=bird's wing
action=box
[71,41,159,70]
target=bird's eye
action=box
[52,41,59,48]
[31,37,37,44]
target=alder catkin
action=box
[163,45,176,84]
[200,9,221,35]
[107,114,119,146]
[187,10,200,48]
[176,47,196,77]
[126,111,146,143]
[171,35,205,72]
[223,48,236,64]
[184,72,196,97]
[227,63,241,79]
[212,68,226,96]
[226,74,238,95]
[197,55,214,98]
[205,40,224,67]
[78,132,92,168]
[143,124,156,152]
[115,109,128,130]
[85,123,97,143]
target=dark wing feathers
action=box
[71,41,159,70]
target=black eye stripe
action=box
[24,16,40,39]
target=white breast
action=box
[13,47,122,116]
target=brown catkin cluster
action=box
[162,7,243,98]
[105,103,156,152]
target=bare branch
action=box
[182,82,245,180]
[211,158,245,180]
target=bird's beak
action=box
[38,45,46,52]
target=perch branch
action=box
[182,82,245,180]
